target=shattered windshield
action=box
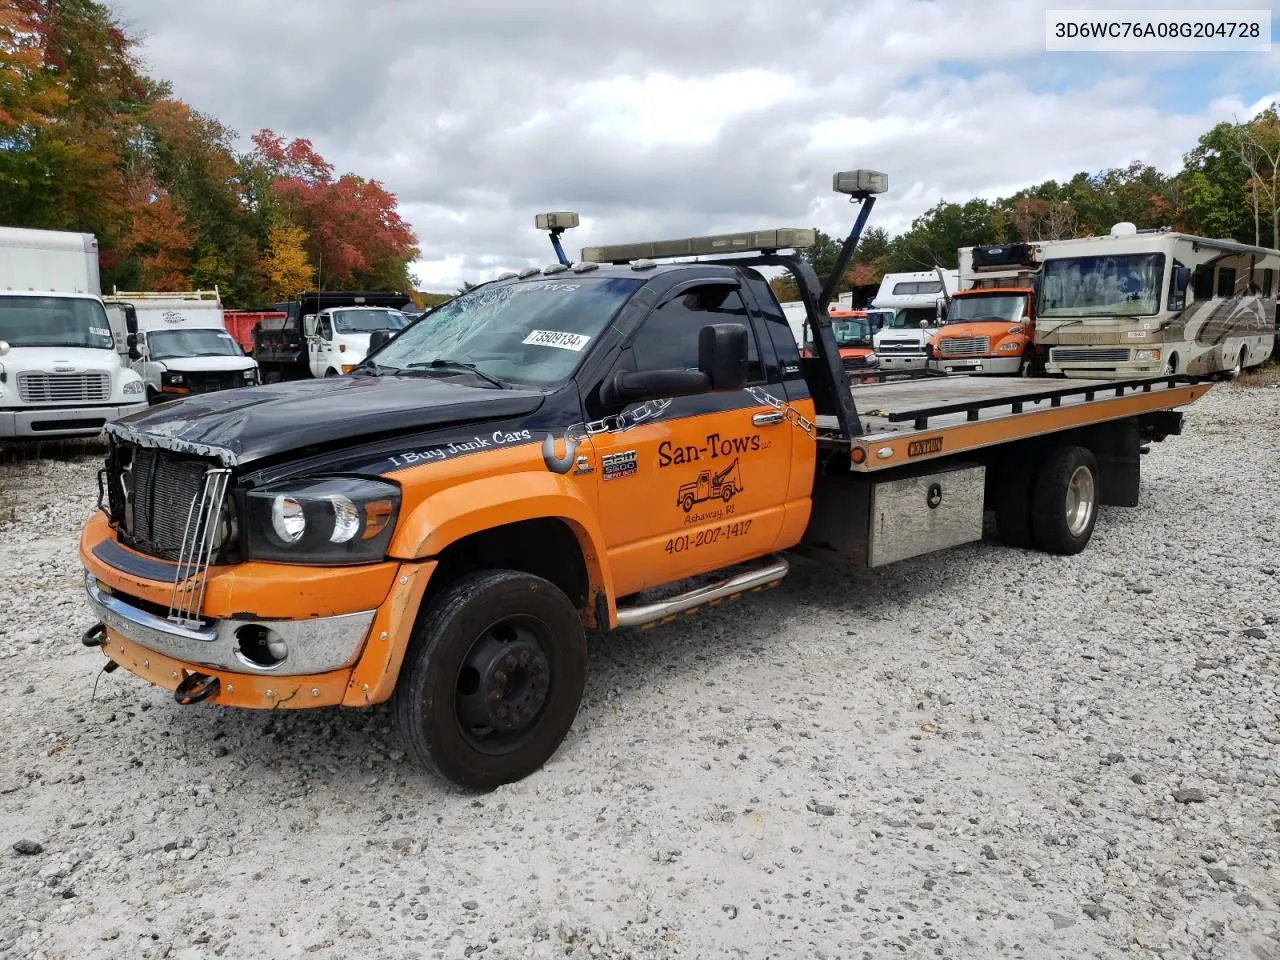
[362,276,644,387]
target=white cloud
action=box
[106,0,1278,291]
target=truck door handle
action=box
[753,411,784,426]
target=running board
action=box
[614,556,790,630]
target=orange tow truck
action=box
[928,242,1041,376]
[79,170,1211,789]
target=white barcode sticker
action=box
[523,330,591,351]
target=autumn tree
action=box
[262,222,313,299]
[249,130,418,291]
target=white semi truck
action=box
[0,227,146,439]
[104,289,259,403]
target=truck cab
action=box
[0,225,147,438]
[303,305,410,378]
[105,290,259,403]
[800,309,878,381]
[927,244,1041,376]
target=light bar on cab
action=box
[535,212,580,231]
[581,228,816,265]
[832,170,888,196]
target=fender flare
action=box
[388,471,615,625]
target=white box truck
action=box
[0,227,147,439]
[104,289,259,403]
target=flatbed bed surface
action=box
[816,374,1212,471]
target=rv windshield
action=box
[361,277,644,387]
[945,294,1026,324]
[1038,253,1165,318]
[146,329,243,359]
[332,308,409,333]
[0,295,114,349]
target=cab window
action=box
[317,316,333,340]
[630,283,764,383]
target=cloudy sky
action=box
[107,0,1277,291]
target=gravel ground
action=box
[1,384,1278,960]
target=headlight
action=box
[242,368,256,381]
[998,342,1020,352]
[162,372,185,385]
[245,476,400,564]
[1133,349,1161,362]
[122,379,144,395]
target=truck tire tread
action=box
[1031,445,1098,555]
[392,569,586,791]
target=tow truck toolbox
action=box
[79,169,1211,790]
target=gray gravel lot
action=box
[0,383,1278,960]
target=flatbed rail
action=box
[815,374,1214,472]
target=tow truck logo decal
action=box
[658,432,761,467]
[677,457,743,512]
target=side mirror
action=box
[369,329,394,352]
[124,306,138,335]
[128,345,142,361]
[303,314,318,338]
[697,322,748,391]
[126,333,137,347]
[1169,264,1191,311]
[605,322,748,407]
[919,319,929,329]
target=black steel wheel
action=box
[393,569,586,790]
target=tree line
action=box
[1,0,420,307]
[773,104,1280,302]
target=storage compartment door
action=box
[868,464,985,567]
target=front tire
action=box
[392,570,587,790]
[1031,446,1099,555]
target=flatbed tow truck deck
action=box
[820,375,1210,470]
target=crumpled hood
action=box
[104,374,545,467]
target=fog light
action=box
[234,624,288,669]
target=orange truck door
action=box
[587,281,793,598]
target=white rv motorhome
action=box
[1036,224,1278,379]
[870,269,960,372]
[0,227,146,439]
[104,289,259,403]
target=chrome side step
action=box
[614,555,789,630]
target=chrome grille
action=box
[877,340,925,355]
[939,336,990,356]
[18,371,110,403]
[1050,347,1131,363]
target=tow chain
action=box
[747,386,817,440]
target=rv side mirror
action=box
[1169,264,1191,311]
[698,323,748,391]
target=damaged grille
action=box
[110,444,234,624]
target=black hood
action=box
[104,375,545,467]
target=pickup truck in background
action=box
[104,289,260,402]
[927,243,1042,377]
[0,226,147,438]
[254,291,411,382]
[79,169,1211,790]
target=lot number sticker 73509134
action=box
[523,330,591,351]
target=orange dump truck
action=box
[928,243,1041,376]
[79,171,1211,789]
